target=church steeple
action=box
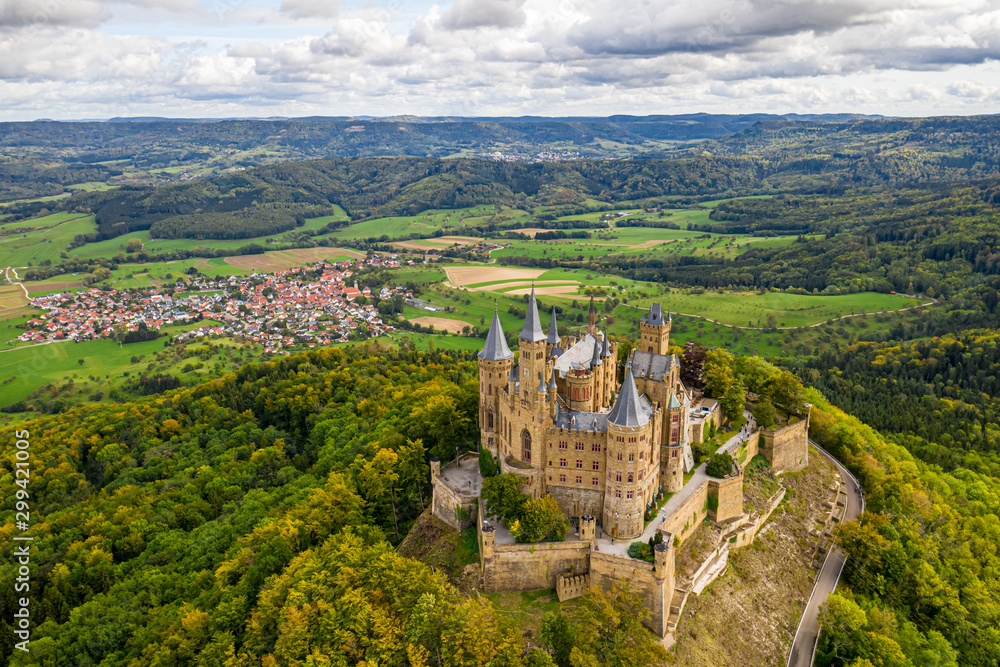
[608,368,648,427]
[587,296,596,335]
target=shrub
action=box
[706,452,735,478]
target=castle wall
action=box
[591,551,671,637]
[556,573,591,602]
[759,412,810,472]
[547,485,604,520]
[432,477,478,530]
[484,540,591,592]
[707,473,743,523]
[659,482,709,546]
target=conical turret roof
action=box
[601,329,612,357]
[519,288,546,342]
[547,307,561,345]
[667,391,682,409]
[608,368,649,427]
[590,334,602,367]
[478,307,514,360]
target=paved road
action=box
[786,440,865,667]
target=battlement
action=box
[556,573,591,601]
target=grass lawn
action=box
[621,290,923,328]
[0,321,230,407]
[330,205,505,240]
[0,215,98,267]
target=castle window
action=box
[560,458,567,467]
[592,443,601,453]
[560,474,566,483]
[488,385,492,396]
[615,489,621,498]
[628,453,634,462]
[672,451,678,458]
[627,473,633,483]
[559,441,568,450]
[521,430,532,463]
[627,491,633,500]
[575,442,584,451]
[487,410,494,429]
[639,452,644,460]
[616,472,622,482]
[575,475,582,485]
[639,470,644,480]
[592,477,599,486]
[617,452,623,462]
[592,461,600,471]
[576,460,583,469]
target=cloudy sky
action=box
[0,0,998,120]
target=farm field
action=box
[224,247,364,271]
[0,320,237,407]
[0,214,98,267]
[622,290,925,328]
[330,205,519,241]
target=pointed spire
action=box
[478,307,514,360]
[667,391,682,409]
[608,368,649,427]
[547,306,561,345]
[549,367,558,390]
[537,371,547,393]
[590,334,602,367]
[519,288,546,342]
[601,328,612,357]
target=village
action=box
[19,255,410,353]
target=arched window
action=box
[488,384,492,395]
[487,409,494,430]
[627,473,633,483]
[521,429,532,463]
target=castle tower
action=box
[518,289,548,406]
[546,306,561,356]
[661,391,686,493]
[639,303,671,355]
[654,541,673,581]
[603,368,656,539]
[587,296,596,335]
[580,515,596,541]
[590,334,603,410]
[478,307,515,456]
[601,328,616,406]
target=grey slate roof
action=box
[631,350,672,381]
[601,329,612,357]
[591,337,602,366]
[555,410,608,433]
[478,308,514,360]
[519,288,546,342]
[549,368,558,390]
[640,303,671,325]
[547,307,561,345]
[667,392,682,409]
[554,333,602,373]
[608,368,650,427]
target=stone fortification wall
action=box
[708,473,744,523]
[590,551,670,637]
[484,540,591,592]
[760,411,810,472]
[557,573,591,601]
[660,483,709,546]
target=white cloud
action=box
[1,0,1000,120]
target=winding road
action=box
[786,439,865,667]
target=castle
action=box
[430,290,812,638]
[477,290,701,539]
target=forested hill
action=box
[0,344,481,664]
[35,128,1000,241]
[2,341,1000,665]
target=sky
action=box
[0,0,998,121]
